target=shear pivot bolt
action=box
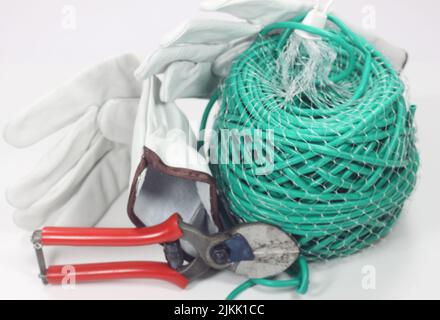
[210,244,230,265]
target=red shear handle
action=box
[41,214,182,247]
[46,261,188,289]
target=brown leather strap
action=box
[127,147,223,230]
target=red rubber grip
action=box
[41,214,182,247]
[46,261,188,289]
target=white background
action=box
[0,0,439,300]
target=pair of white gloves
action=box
[4,0,409,231]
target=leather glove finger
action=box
[4,54,141,148]
[11,136,114,229]
[44,147,130,228]
[98,98,140,145]
[200,0,311,26]
[135,43,228,80]
[160,19,260,47]
[161,62,220,102]
[6,107,99,209]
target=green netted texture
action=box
[202,14,419,262]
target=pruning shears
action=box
[31,213,299,288]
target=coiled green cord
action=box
[201,14,419,298]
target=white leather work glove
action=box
[4,54,142,230]
[127,76,220,233]
[135,0,408,104]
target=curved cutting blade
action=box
[228,223,300,279]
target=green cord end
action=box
[226,256,310,300]
[295,257,309,295]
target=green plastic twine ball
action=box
[205,14,419,261]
